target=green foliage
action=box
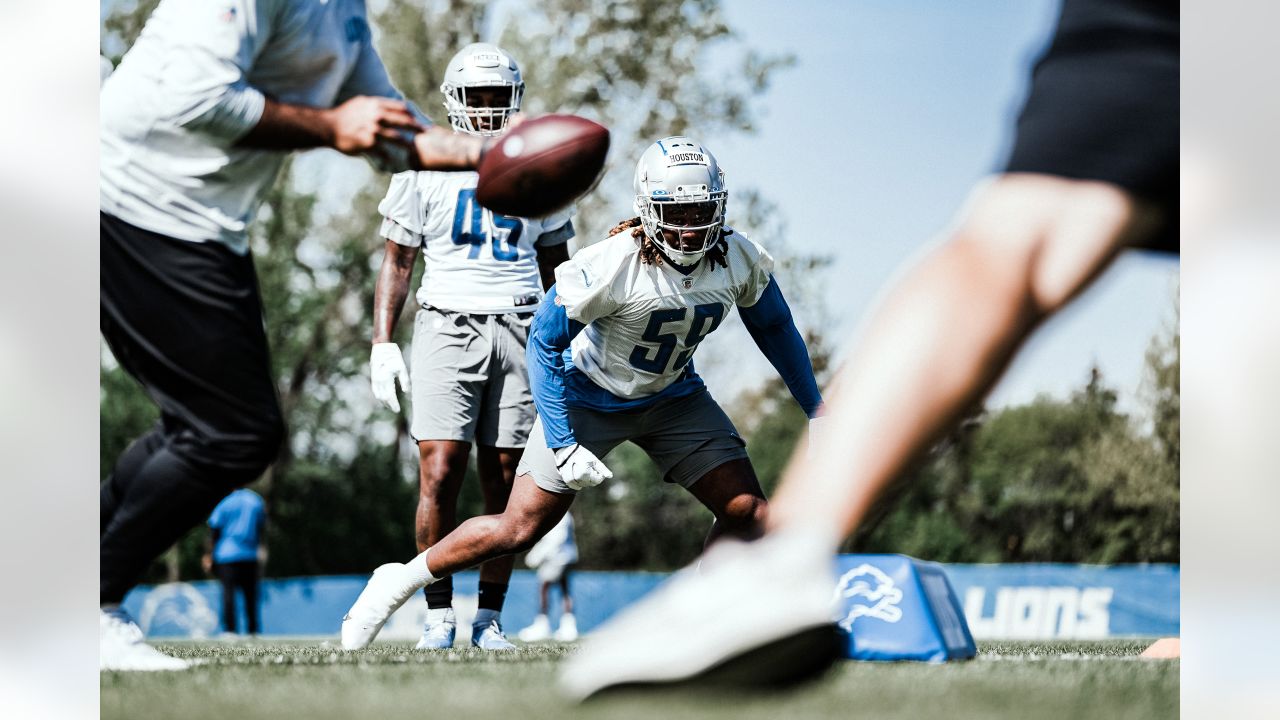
[852,358,1180,563]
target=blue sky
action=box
[712,0,1179,413]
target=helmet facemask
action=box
[442,82,524,136]
[638,193,727,267]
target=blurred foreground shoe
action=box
[415,607,457,650]
[518,613,553,642]
[554,613,579,642]
[341,563,426,650]
[100,607,189,671]
[472,609,517,650]
[558,531,840,700]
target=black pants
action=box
[100,213,284,604]
[215,561,262,634]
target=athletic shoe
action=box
[471,609,517,650]
[554,613,579,642]
[518,613,553,642]
[558,531,841,700]
[340,563,425,650]
[415,607,456,650]
[100,607,189,671]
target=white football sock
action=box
[404,548,439,587]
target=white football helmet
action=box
[441,43,524,136]
[633,137,727,266]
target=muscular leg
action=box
[684,458,769,547]
[416,440,470,608]
[474,445,521,585]
[426,472,573,578]
[770,175,1164,542]
[415,440,472,552]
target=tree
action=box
[851,361,1179,564]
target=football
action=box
[476,114,610,218]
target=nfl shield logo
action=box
[682,278,693,289]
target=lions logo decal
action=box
[834,564,904,631]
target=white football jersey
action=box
[101,0,418,253]
[379,171,574,314]
[554,227,774,399]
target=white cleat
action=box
[518,614,553,642]
[415,607,457,650]
[558,532,841,700]
[340,563,425,650]
[471,609,517,650]
[554,613,579,642]
[100,608,189,671]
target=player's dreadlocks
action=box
[607,217,731,270]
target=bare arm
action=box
[412,126,486,171]
[237,95,422,152]
[237,96,483,174]
[535,242,571,291]
[203,528,221,575]
[372,240,421,344]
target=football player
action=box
[341,137,824,650]
[368,43,573,651]
[558,0,1178,698]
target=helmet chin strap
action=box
[654,226,719,267]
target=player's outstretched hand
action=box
[370,343,411,413]
[328,96,424,155]
[554,444,613,491]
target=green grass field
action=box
[102,639,1178,720]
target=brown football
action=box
[476,114,610,218]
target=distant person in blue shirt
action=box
[204,488,267,636]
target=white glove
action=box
[806,416,824,461]
[370,343,411,412]
[554,444,613,491]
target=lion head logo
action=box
[137,583,220,639]
[834,564,904,631]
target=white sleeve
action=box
[534,208,575,247]
[554,245,620,324]
[152,0,275,141]
[377,172,425,247]
[734,233,776,307]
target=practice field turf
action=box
[102,639,1178,720]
